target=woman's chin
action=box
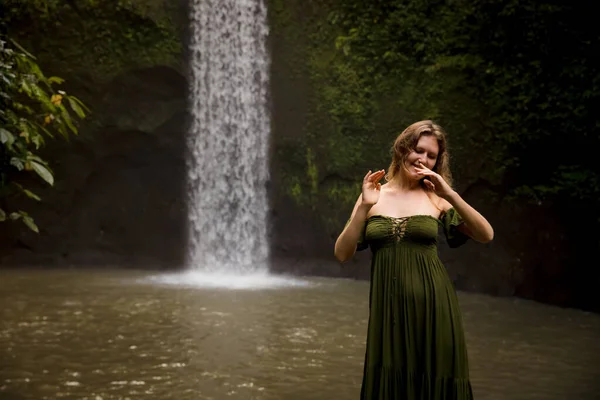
[408,170,421,181]
[400,169,423,184]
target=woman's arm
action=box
[440,193,494,243]
[334,195,372,263]
[417,162,493,243]
[334,169,386,262]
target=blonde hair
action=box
[385,120,453,188]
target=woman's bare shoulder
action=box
[429,192,453,214]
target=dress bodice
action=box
[355,208,469,252]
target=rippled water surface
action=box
[1,269,599,399]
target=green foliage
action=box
[2,0,182,84]
[0,38,88,232]
[271,0,598,227]
[330,0,599,204]
[0,0,180,232]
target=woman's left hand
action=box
[415,161,455,199]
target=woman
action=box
[334,120,493,399]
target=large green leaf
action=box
[19,120,39,143]
[22,188,41,201]
[48,76,65,84]
[0,128,15,145]
[67,96,87,119]
[19,79,33,96]
[12,182,42,201]
[67,95,90,113]
[31,160,54,186]
[22,215,39,233]
[59,106,78,135]
[1,74,13,86]
[10,157,24,171]
[31,134,43,149]
[2,208,40,233]
[9,212,21,220]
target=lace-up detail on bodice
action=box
[390,216,410,242]
[361,214,440,252]
[348,208,469,252]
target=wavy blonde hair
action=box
[385,120,453,188]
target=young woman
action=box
[335,120,493,399]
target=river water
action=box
[1,269,599,399]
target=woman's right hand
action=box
[361,170,385,206]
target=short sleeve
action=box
[441,208,469,248]
[345,218,369,251]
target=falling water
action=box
[186,0,271,273]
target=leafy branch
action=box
[0,37,89,232]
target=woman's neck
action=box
[387,175,422,191]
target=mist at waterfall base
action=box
[144,269,313,290]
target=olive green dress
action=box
[355,208,474,399]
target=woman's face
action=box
[403,135,439,181]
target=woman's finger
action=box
[417,169,434,176]
[369,169,385,182]
[417,161,430,170]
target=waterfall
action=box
[186,0,271,273]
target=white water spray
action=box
[186,0,271,273]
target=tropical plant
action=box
[0,37,88,232]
